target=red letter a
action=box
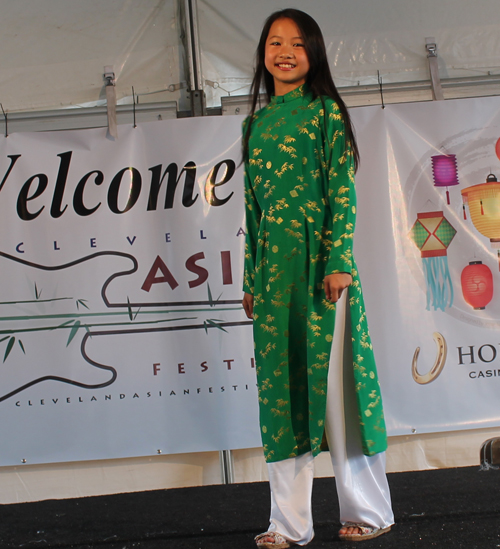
[141,255,179,292]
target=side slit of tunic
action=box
[266,293,393,545]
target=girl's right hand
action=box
[243,292,254,319]
[324,272,352,303]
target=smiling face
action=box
[264,17,310,96]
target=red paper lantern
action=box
[461,261,493,310]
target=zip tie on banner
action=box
[377,71,385,109]
[205,80,250,97]
[132,87,137,128]
[1,103,8,137]
[167,82,187,92]
[205,79,219,90]
[104,65,118,139]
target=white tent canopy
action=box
[199,0,500,106]
[1,0,184,112]
[1,0,499,115]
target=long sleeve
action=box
[243,156,262,295]
[323,100,357,276]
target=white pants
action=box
[266,292,394,545]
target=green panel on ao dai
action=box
[243,85,387,463]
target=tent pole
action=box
[183,0,231,484]
[220,449,235,484]
[184,0,206,116]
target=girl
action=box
[242,8,394,547]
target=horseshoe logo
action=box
[412,332,447,384]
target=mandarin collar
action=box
[270,84,310,105]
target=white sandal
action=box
[255,531,292,548]
[338,522,391,541]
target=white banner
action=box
[2,96,500,466]
[352,95,500,436]
[0,117,260,466]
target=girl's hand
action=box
[243,292,254,318]
[324,273,352,303]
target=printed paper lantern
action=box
[431,154,459,205]
[496,137,500,162]
[410,211,457,311]
[461,173,500,270]
[461,261,493,310]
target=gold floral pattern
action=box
[243,85,387,463]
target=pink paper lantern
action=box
[432,154,459,205]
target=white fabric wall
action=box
[0,428,493,504]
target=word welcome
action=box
[0,152,236,221]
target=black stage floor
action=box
[1,466,499,548]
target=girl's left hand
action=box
[324,273,352,303]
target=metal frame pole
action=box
[219,449,235,484]
[184,0,206,116]
[184,0,229,483]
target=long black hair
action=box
[243,8,359,172]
